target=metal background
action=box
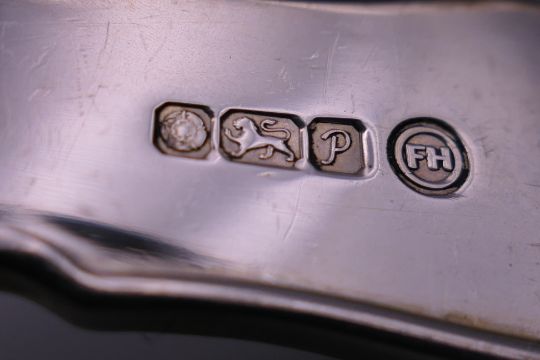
[0,1,539,358]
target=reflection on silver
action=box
[1,0,539,358]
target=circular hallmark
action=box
[159,110,208,151]
[388,118,470,196]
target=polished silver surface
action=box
[1,0,540,358]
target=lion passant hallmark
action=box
[220,110,303,169]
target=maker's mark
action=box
[387,118,470,196]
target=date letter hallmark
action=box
[309,118,366,175]
[320,129,352,165]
